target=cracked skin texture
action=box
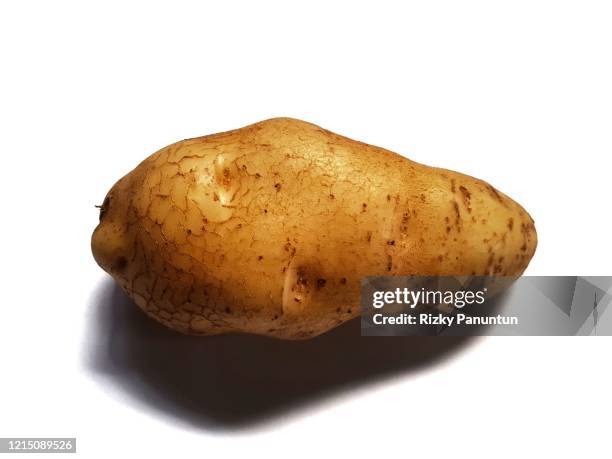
[91,117,537,339]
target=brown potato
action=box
[91,118,537,339]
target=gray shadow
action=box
[85,279,482,431]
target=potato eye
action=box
[96,196,110,222]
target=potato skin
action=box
[91,118,537,339]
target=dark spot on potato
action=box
[213,193,219,202]
[258,255,264,261]
[316,278,327,289]
[438,255,444,262]
[362,203,367,212]
[400,212,410,233]
[186,229,192,234]
[264,208,268,214]
[521,243,527,251]
[294,297,301,303]
[507,218,514,231]
[274,182,281,191]
[329,193,335,199]
[225,307,231,314]
[486,184,504,202]
[255,173,261,179]
[451,179,456,193]
[340,277,347,285]
[387,255,393,271]
[459,186,472,212]
[420,194,426,203]
[387,240,395,246]
[386,194,391,202]
[446,226,451,233]
[366,231,372,243]
[273,315,279,320]
[347,308,352,314]
[114,256,127,272]
[451,200,461,230]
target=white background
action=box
[1,1,611,458]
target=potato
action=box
[91,118,537,339]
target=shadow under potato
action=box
[87,279,477,431]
